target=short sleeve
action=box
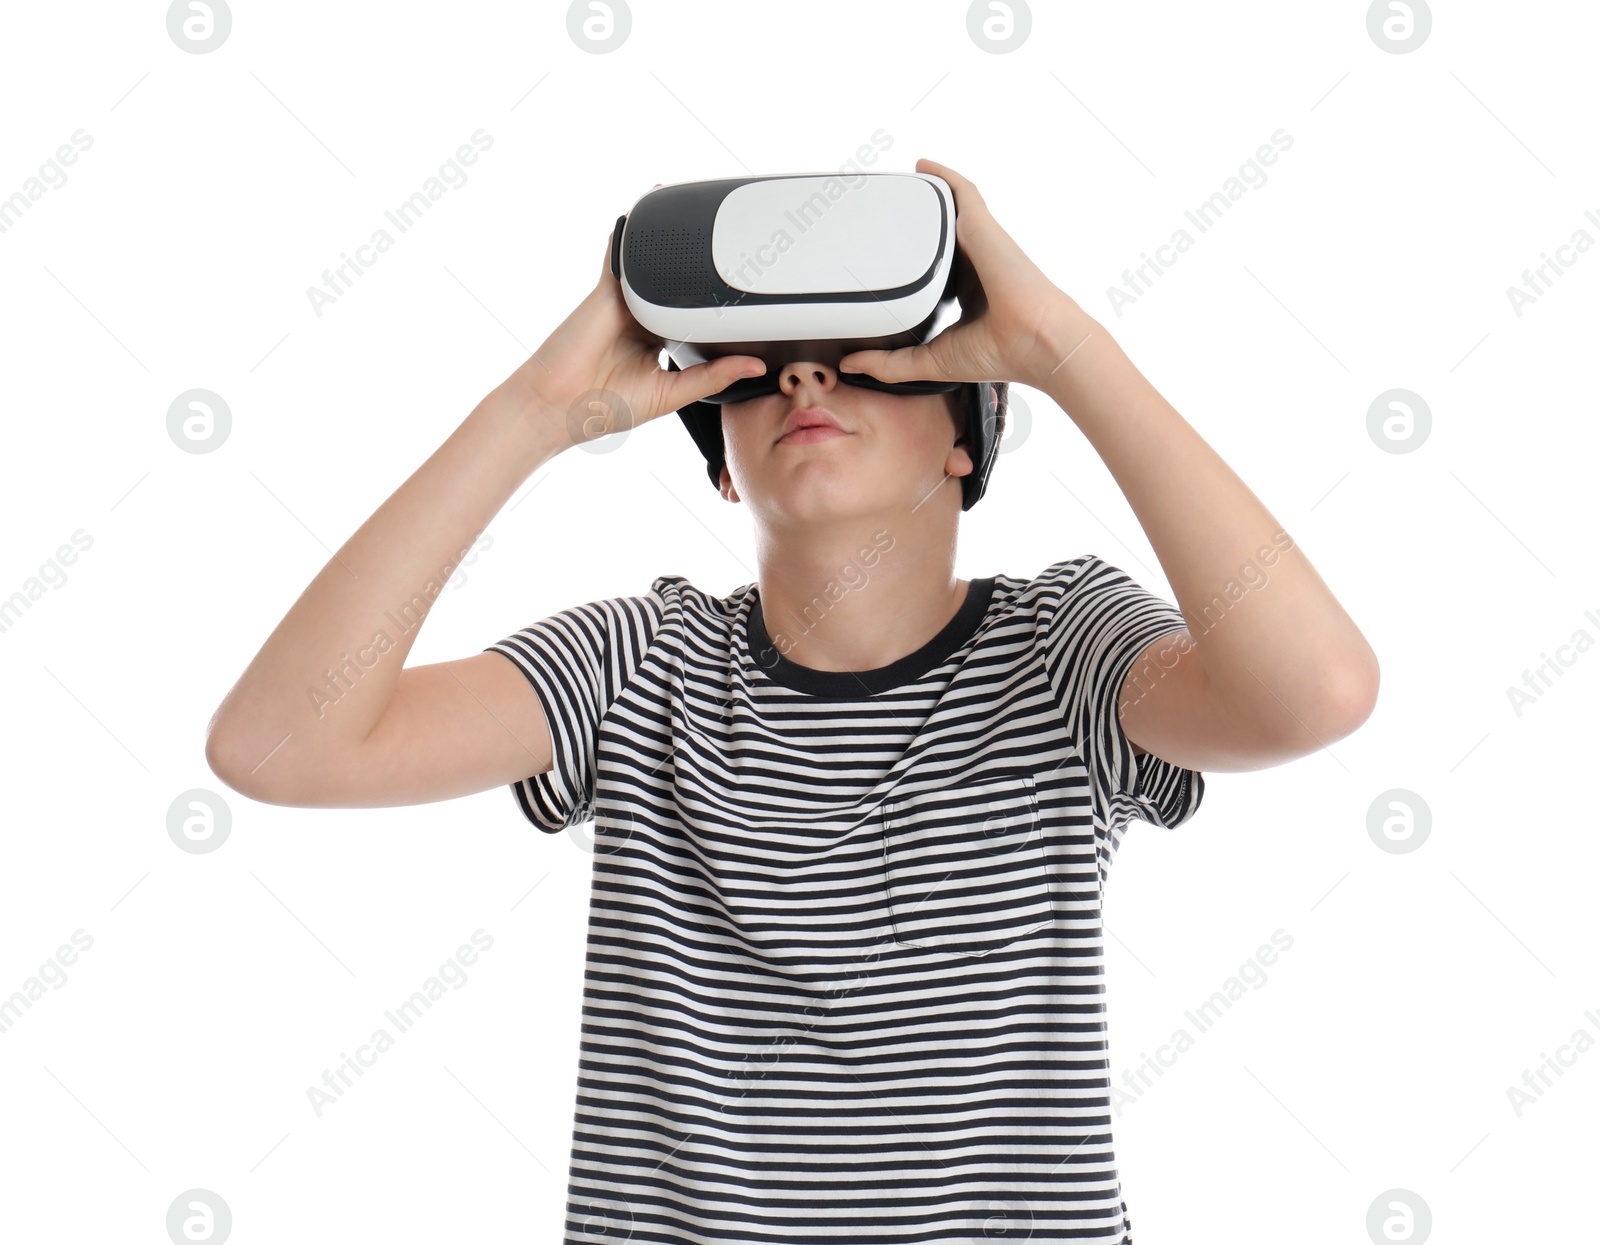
[483,578,672,833]
[1036,556,1205,851]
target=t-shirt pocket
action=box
[881,772,1056,958]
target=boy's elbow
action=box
[204,721,278,804]
[1320,652,1380,741]
[204,728,250,799]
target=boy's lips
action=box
[777,425,850,446]
[776,407,846,444]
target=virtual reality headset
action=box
[608,171,1002,510]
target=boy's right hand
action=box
[503,216,768,450]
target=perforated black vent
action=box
[626,225,714,301]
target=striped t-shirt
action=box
[486,555,1205,1244]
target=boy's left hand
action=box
[838,158,1086,392]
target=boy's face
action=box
[716,360,974,522]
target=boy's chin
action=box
[762,475,944,522]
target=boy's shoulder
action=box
[992,554,1123,610]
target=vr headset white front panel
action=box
[712,175,945,295]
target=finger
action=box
[603,185,661,282]
[917,157,1014,275]
[837,342,959,384]
[918,158,985,210]
[664,354,766,408]
[950,239,986,309]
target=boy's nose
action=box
[778,360,838,392]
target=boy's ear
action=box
[945,438,975,479]
[943,393,975,478]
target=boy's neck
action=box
[753,548,972,674]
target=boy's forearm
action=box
[1037,305,1379,734]
[206,381,569,790]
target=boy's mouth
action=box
[776,407,846,444]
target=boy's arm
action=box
[1040,308,1380,775]
[203,224,761,808]
[802,156,1376,776]
[203,383,571,804]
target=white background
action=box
[1,0,1595,1241]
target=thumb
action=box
[661,354,767,409]
[838,340,959,384]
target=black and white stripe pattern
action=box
[487,556,1204,1243]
